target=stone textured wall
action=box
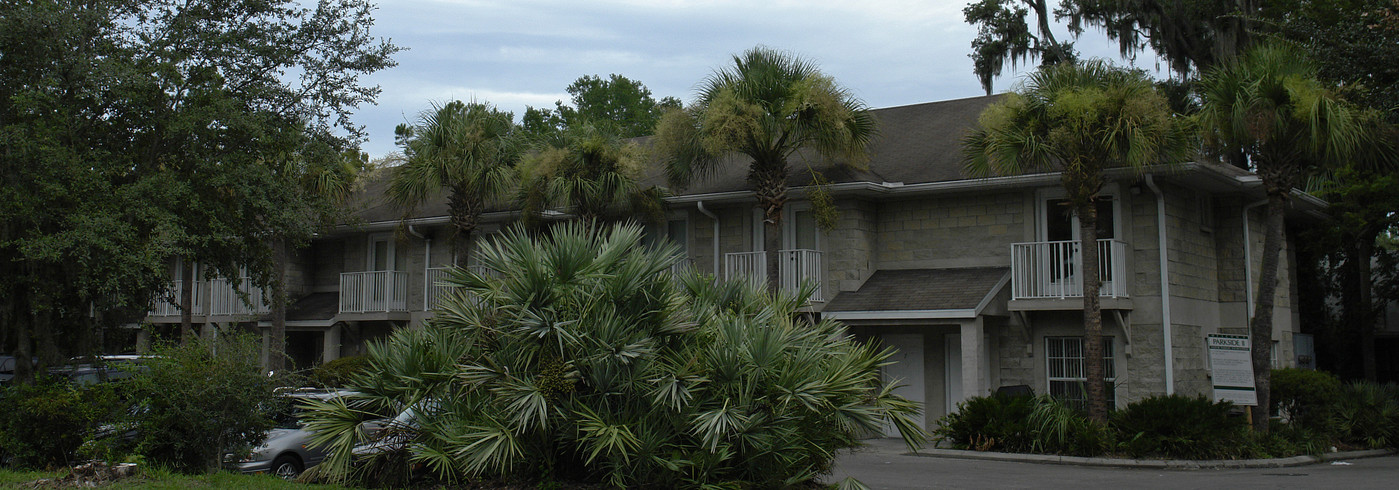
[825,199,878,293]
[1163,185,1221,302]
[875,192,1027,270]
[687,205,751,278]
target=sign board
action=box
[1208,334,1257,406]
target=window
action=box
[1046,336,1116,409]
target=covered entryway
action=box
[823,267,1011,430]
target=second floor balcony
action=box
[724,249,824,302]
[150,281,202,317]
[1010,239,1128,300]
[340,271,408,314]
[209,277,269,316]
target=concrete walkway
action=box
[829,438,1399,489]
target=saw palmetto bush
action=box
[303,223,924,488]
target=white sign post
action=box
[1208,334,1257,406]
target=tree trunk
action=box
[268,236,289,374]
[1078,200,1108,422]
[180,258,195,344]
[764,206,783,296]
[1250,192,1287,432]
[448,187,482,265]
[1357,232,1377,381]
[11,284,34,384]
[751,163,788,296]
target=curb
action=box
[900,447,1396,469]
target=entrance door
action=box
[366,234,395,311]
[945,333,963,414]
[880,334,925,437]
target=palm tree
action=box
[655,46,876,293]
[964,60,1191,421]
[517,123,664,230]
[1199,44,1370,431]
[389,100,518,260]
[301,223,925,487]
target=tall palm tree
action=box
[389,100,518,260]
[964,60,1191,421]
[655,46,876,293]
[1199,44,1370,431]
[517,123,664,230]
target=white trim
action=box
[974,271,1012,316]
[367,233,395,271]
[822,309,978,320]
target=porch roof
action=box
[823,267,1009,321]
[268,292,339,322]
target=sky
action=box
[350,0,1167,158]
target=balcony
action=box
[723,249,824,302]
[1010,239,1128,300]
[425,266,499,310]
[209,277,269,316]
[340,271,408,313]
[150,282,203,317]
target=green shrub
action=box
[310,355,369,388]
[117,334,279,473]
[1270,368,1342,432]
[0,378,121,468]
[1331,382,1399,449]
[1110,394,1246,459]
[934,394,1111,456]
[1027,396,1113,456]
[302,224,925,488]
[933,393,1035,452]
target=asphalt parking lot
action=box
[828,438,1399,489]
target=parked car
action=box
[231,388,353,478]
[49,355,155,386]
[0,356,39,385]
[350,400,437,458]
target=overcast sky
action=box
[350,0,1166,158]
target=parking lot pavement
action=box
[828,439,1399,490]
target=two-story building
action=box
[136,94,1320,432]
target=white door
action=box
[945,333,963,415]
[880,334,925,437]
[367,234,395,311]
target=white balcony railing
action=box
[669,258,696,277]
[723,249,824,302]
[150,281,203,317]
[210,277,270,316]
[425,266,500,311]
[425,267,453,311]
[1010,239,1128,300]
[340,271,408,313]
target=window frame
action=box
[1045,336,1117,409]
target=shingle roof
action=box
[823,267,1009,313]
[346,95,1006,224]
[268,292,339,322]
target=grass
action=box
[0,467,354,489]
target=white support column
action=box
[322,324,342,364]
[961,317,987,400]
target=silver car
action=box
[232,389,350,478]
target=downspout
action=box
[1144,175,1174,395]
[697,201,720,279]
[408,225,429,311]
[1242,200,1268,323]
